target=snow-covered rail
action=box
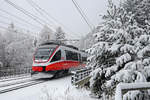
[0,67,31,80]
[0,78,32,88]
[0,79,46,94]
[71,67,92,87]
[0,75,31,83]
[115,82,150,100]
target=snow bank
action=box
[0,76,94,100]
[39,86,94,100]
[115,82,150,100]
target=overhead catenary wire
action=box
[27,0,81,38]
[0,9,41,29]
[0,14,41,31]
[72,0,94,27]
[4,0,82,40]
[72,0,93,31]
[28,0,55,23]
[4,0,44,26]
[25,0,53,26]
[0,19,39,37]
[0,21,34,34]
[4,0,53,29]
[0,20,35,34]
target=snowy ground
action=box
[0,76,96,100]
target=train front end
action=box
[31,45,57,79]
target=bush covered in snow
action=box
[39,86,93,100]
[87,0,150,99]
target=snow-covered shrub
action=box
[88,0,150,99]
[5,38,34,68]
[40,86,92,100]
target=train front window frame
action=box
[34,48,55,61]
[51,50,61,62]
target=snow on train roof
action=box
[39,41,79,50]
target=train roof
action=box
[40,41,63,46]
[39,41,79,50]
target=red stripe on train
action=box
[46,61,81,71]
[32,66,43,72]
[32,61,86,72]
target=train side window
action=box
[65,50,70,60]
[82,57,87,62]
[65,50,78,61]
[72,52,78,61]
[78,54,81,62]
[51,50,61,62]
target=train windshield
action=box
[34,48,55,62]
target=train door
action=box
[61,48,66,61]
[78,53,82,62]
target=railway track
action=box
[0,74,31,83]
[0,79,47,94]
[0,71,71,94]
[0,78,32,88]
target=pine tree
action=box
[55,27,65,43]
[135,0,150,27]
[88,0,150,99]
[123,0,150,28]
[4,23,16,44]
[78,29,96,50]
[123,0,142,13]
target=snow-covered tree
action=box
[4,23,16,44]
[38,25,55,44]
[3,23,35,68]
[123,0,142,13]
[5,37,34,68]
[0,32,5,67]
[88,0,150,99]
[55,27,65,43]
[73,28,97,50]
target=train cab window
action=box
[34,48,55,61]
[51,50,61,62]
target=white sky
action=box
[0,0,119,39]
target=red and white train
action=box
[32,41,88,78]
